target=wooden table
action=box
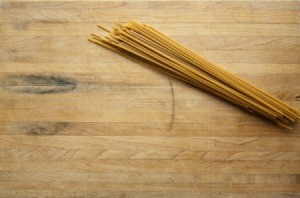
[1,0,299,197]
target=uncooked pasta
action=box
[89,20,299,129]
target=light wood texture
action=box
[0,0,299,197]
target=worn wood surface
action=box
[0,0,300,197]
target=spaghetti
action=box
[89,20,299,129]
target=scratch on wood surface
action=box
[169,79,175,134]
[172,150,185,159]
[206,137,259,146]
[2,75,77,94]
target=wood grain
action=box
[0,0,299,197]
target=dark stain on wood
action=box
[24,122,71,135]
[295,174,300,184]
[13,22,29,30]
[3,75,77,94]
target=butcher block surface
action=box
[0,0,300,197]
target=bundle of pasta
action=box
[89,20,299,129]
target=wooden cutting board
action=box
[1,0,300,197]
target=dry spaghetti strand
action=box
[89,20,299,129]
